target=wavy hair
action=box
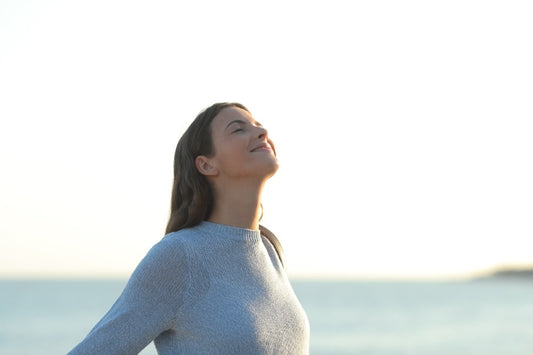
[165,102,249,234]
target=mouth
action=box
[250,143,272,152]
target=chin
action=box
[243,154,279,179]
[249,159,278,179]
[264,160,280,178]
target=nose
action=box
[256,125,268,139]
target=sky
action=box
[1,0,532,280]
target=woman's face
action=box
[203,106,279,180]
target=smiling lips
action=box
[250,143,272,152]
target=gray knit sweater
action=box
[68,221,310,354]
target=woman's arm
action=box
[68,237,189,354]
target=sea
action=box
[1,279,532,354]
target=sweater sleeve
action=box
[68,236,190,355]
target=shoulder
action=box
[163,225,204,244]
[139,225,206,266]
[131,227,201,278]
[158,225,204,254]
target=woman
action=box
[68,103,310,354]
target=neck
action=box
[208,179,265,230]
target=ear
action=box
[195,156,219,176]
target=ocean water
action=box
[1,279,532,354]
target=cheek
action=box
[215,141,249,167]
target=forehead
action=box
[211,106,256,130]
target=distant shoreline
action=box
[474,267,533,281]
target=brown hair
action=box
[165,102,249,234]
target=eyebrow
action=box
[225,119,263,130]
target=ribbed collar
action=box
[197,221,261,243]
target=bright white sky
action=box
[1,0,532,280]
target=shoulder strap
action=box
[259,224,284,268]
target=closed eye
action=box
[226,119,259,133]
